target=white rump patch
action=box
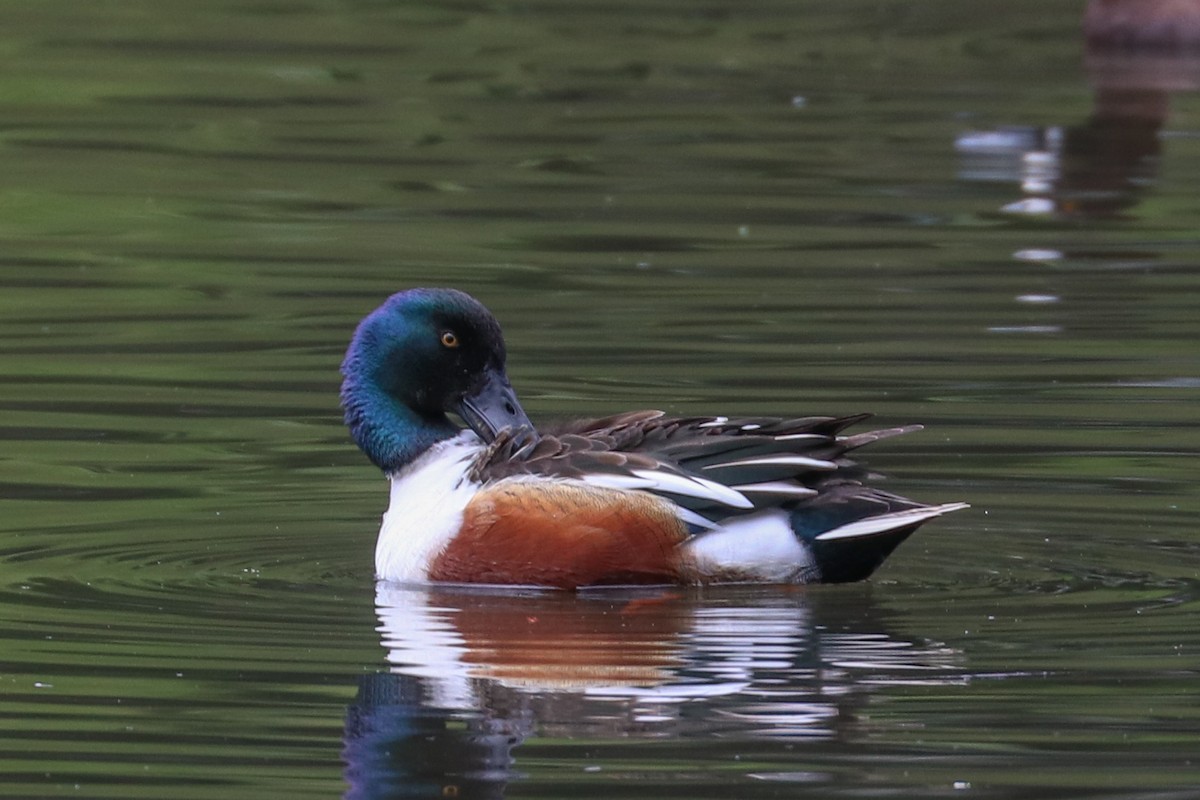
[376,431,485,582]
[685,510,815,583]
[815,502,970,542]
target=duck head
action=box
[340,288,533,472]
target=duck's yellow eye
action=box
[440,330,460,348]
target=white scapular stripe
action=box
[730,481,818,498]
[704,455,838,471]
[630,468,753,509]
[815,503,970,541]
[579,472,658,492]
[674,506,720,530]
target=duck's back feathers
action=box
[473,411,896,521]
[464,411,963,583]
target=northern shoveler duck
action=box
[341,288,967,589]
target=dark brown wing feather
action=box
[469,410,919,517]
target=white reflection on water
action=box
[371,582,963,738]
[346,583,966,797]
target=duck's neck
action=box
[342,384,460,474]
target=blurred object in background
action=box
[957,0,1200,219]
[1084,0,1200,49]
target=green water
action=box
[2,1,1199,797]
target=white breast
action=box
[375,431,485,582]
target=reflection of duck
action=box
[343,672,522,800]
[340,288,965,589]
[957,1,1200,219]
[1084,0,1200,48]
[342,585,963,797]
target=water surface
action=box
[2,1,1199,798]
